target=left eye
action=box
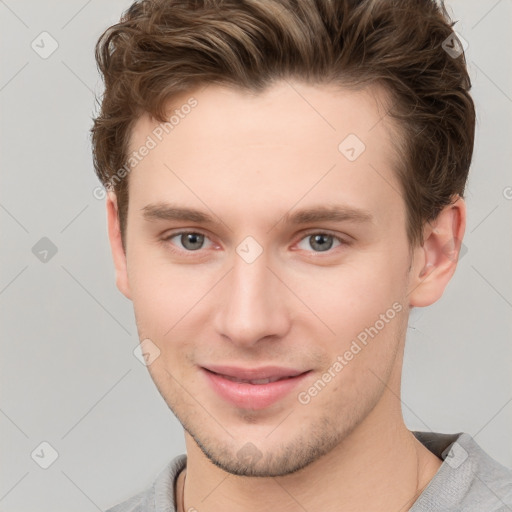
[296,233,344,253]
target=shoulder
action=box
[104,454,187,512]
[410,431,512,512]
[412,431,512,511]
[457,433,512,510]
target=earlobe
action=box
[408,196,466,308]
[106,191,132,300]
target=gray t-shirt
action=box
[105,431,512,511]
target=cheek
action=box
[308,254,407,339]
[297,302,407,414]
[127,244,192,313]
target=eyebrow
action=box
[141,202,373,226]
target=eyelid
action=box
[162,228,209,240]
[296,228,351,244]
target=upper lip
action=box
[202,365,308,380]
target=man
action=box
[91,0,512,510]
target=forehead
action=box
[126,80,404,228]
[130,79,399,160]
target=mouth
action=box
[214,373,291,385]
[201,365,312,410]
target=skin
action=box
[106,80,465,512]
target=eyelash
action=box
[161,229,350,256]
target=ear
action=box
[408,195,466,307]
[106,191,131,300]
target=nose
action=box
[212,249,291,348]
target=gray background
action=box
[1,0,511,510]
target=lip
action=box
[203,364,306,380]
[201,365,311,410]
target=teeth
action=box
[222,374,284,384]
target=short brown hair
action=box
[90,0,475,250]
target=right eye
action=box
[162,231,215,253]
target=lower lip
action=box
[202,368,311,410]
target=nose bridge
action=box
[214,246,290,345]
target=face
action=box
[110,80,421,477]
